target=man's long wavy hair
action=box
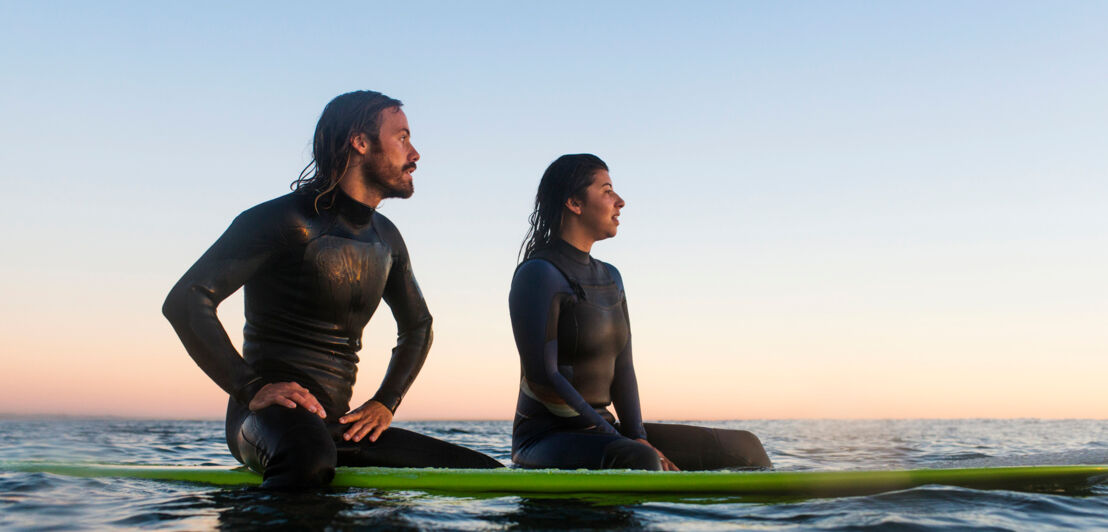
[518,154,608,262]
[291,90,403,212]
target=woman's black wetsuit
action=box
[164,190,501,489]
[509,239,771,470]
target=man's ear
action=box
[350,133,371,155]
[564,196,583,216]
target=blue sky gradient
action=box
[1,2,1105,419]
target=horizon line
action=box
[3,413,1106,422]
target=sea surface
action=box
[1,418,1106,530]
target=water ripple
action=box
[1,418,1107,530]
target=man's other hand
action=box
[339,400,393,442]
[248,382,327,419]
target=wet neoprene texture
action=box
[163,189,432,420]
[509,239,646,449]
[508,240,774,471]
[225,403,503,490]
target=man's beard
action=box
[362,157,415,200]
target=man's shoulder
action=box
[371,211,406,246]
[240,191,312,216]
[235,192,319,243]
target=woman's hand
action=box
[248,382,327,419]
[636,438,680,471]
[339,400,393,442]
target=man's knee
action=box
[601,439,661,470]
[260,420,338,490]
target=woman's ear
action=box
[564,196,583,216]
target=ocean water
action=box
[1,418,1106,530]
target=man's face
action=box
[363,107,420,199]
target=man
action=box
[163,90,502,490]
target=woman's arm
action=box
[610,335,647,440]
[510,260,620,435]
[607,266,647,440]
[607,266,677,469]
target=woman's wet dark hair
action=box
[291,90,403,212]
[519,154,609,262]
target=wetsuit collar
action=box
[554,238,592,265]
[333,188,376,226]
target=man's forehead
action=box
[380,107,408,131]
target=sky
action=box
[0,1,1104,421]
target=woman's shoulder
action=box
[512,258,573,292]
[515,257,563,279]
[598,260,624,289]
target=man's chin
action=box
[383,184,414,199]
[371,176,414,200]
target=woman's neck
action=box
[557,224,595,254]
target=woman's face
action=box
[573,170,626,241]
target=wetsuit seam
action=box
[568,302,578,370]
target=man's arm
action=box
[340,215,432,442]
[163,209,270,404]
[162,203,326,418]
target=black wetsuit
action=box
[164,189,502,489]
[509,239,772,470]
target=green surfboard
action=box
[6,462,1106,499]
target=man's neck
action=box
[338,172,383,208]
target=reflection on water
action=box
[211,489,358,530]
[499,497,642,529]
[1,418,1107,530]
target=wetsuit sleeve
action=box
[510,260,620,436]
[162,208,278,405]
[371,217,433,413]
[607,266,647,440]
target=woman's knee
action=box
[717,429,772,469]
[601,439,662,470]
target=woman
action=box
[509,154,773,471]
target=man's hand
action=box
[339,400,393,442]
[636,438,680,471]
[248,382,327,419]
